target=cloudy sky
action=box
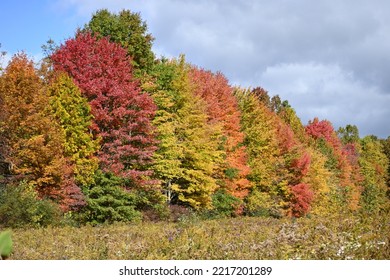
[1,0,389,138]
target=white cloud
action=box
[259,62,390,136]
[49,0,390,137]
[51,0,128,17]
[0,52,12,71]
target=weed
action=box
[7,213,389,260]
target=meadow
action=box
[8,213,389,260]
[2,7,390,263]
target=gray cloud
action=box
[55,0,390,137]
[259,62,389,136]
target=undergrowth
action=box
[6,212,389,260]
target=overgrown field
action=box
[7,214,389,260]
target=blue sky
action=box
[1,0,389,138]
[0,1,83,56]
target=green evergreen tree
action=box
[80,171,142,224]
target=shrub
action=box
[0,182,62,228]
[204,189,242,219]
[78,171,142,225]
[245,188,274,217]
[169,204,194,222]
[134,189,170,221]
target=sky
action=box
[1,0,389,138]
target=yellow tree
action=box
[47,72,99,187]
[147,57,223,209]
[0,53,84,210]
[189,67,251,199]
[235,88,280,215]
[359,136,389,214]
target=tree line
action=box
[0,9,389,226]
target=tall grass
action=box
[7,212,389,260]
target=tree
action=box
[51,32,158,187]
[146,57,223,209]
[80,171,142,224]
[174,94,223,209]
[359,136,389,214]
[306,118,362,211]
[189,67,251,199]
[235,88,280,215]
[306,118,339,148]
[84,9,155,74]
[47,72,99,187]
[0,53,84,210]
[338,125,364,207]
[236,88,314,217]
[145,59,185,204]
[279,107,308,144]
[337,124,360,145]
[251,87,271,109]
[270,95,283,113]
[305,147,334,215]
[290,183,314,217]
[276,120,314,217]
[381,136,390,196]
[236,89,278,190]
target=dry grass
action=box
[6,213,390,260]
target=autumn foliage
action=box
[189,67,251,199]
[0,9,388,224]
[47,72,99,188]
[306,118,362,210]
[290,183,314,217]
[51,32,157,186]
[0,54,84,211]
[145,57,223,209]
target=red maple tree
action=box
[306,117,362,210]
[51,32,157,186]
[189,67,251,198]
[290,183,314,217]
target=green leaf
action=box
[0,231,13,259]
